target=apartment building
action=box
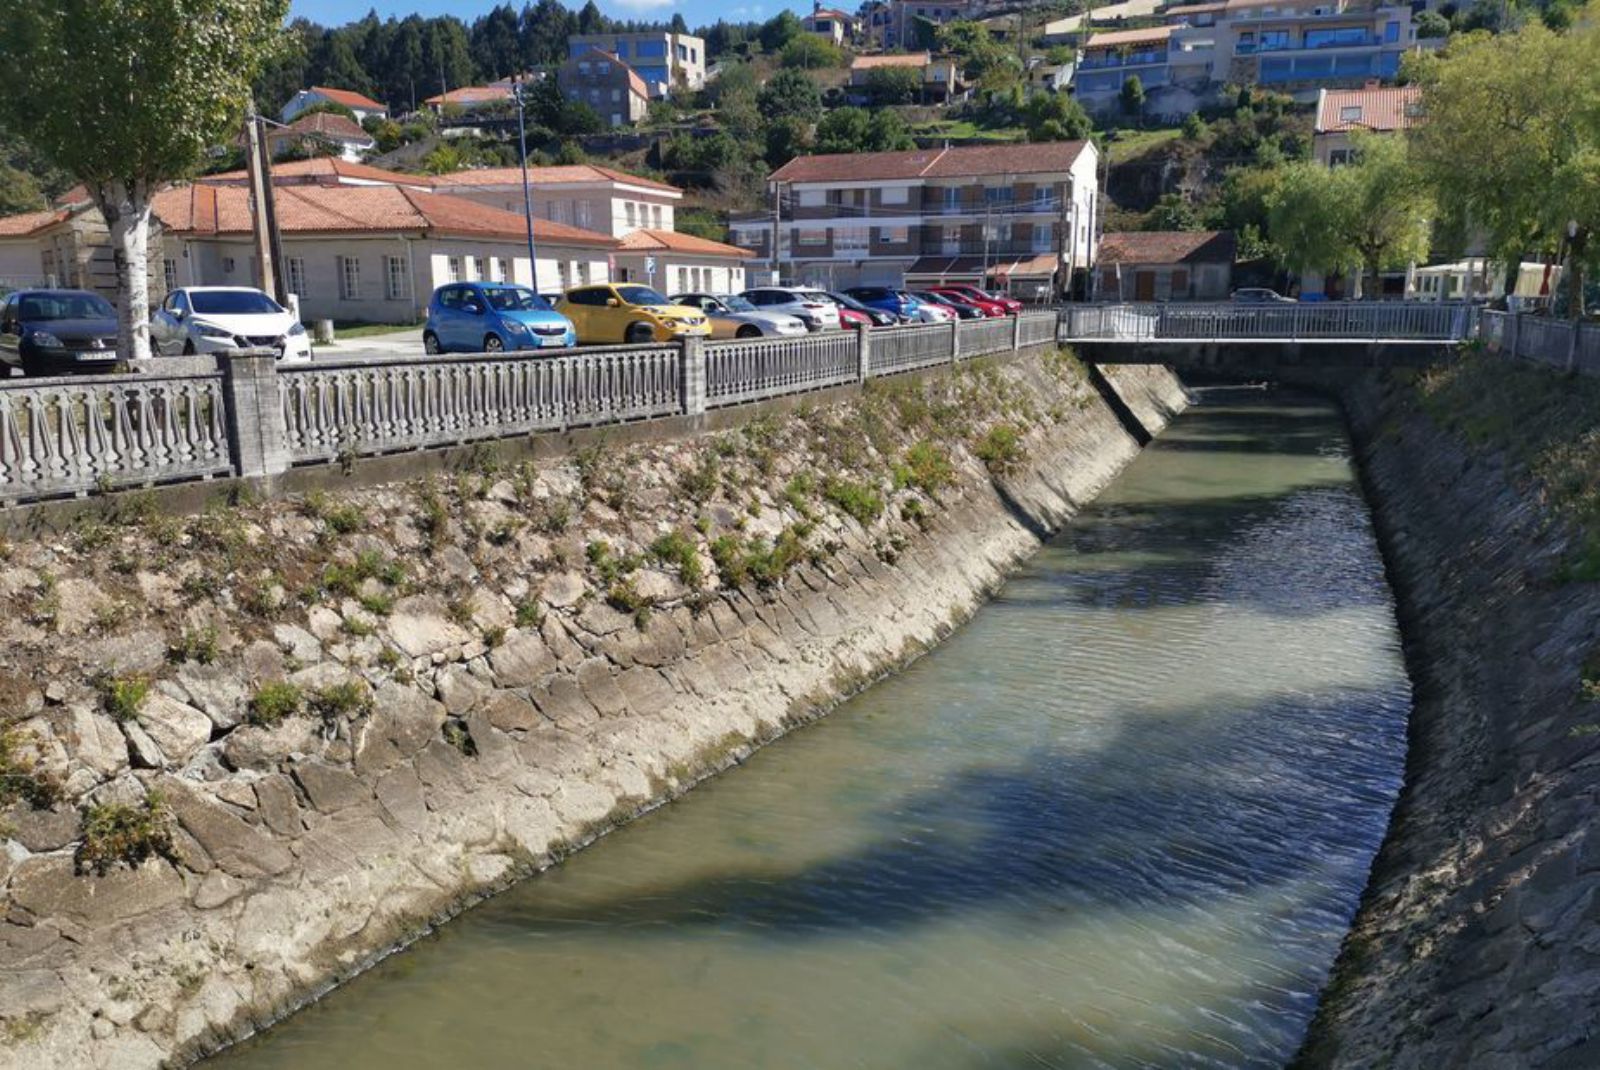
[565,32,706,98]
[556,49,650,128]
[730,140,1101,297]
[1074,0,1430,118]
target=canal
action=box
[216,389,1410,1069]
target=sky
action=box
[288,0,806,26]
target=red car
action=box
[836,306,871,328]
[933,284,1021,315]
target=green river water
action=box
[215,389,1410,1069]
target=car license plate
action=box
[77,352,116,362]
[540,336,566,347]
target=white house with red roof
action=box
[428,164,683,238]
[265,112,376,163]
[280,86,389,124]
[1312,83,1423,165]
[802,6,857,45]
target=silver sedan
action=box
[670,293,809,339]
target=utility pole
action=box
[243,100,283,304]
[513,75,540,289]
[1060,173,1075,302]
[770,180,783,285]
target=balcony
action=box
[1236,32,1384,53]
[1078,49,1170,70]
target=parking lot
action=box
[311,327,427,362]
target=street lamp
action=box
[512,75,540,291]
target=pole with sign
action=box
[645,255,657,287]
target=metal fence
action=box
[1018,310,1059,349]
[705,331,859,408]
[1061,302,1474,342]
[957,318,1015,358]
[1478,310,1600,376]
[871,323,958,376]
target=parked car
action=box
[739,287,843,331]
[823,291,898,327]
[1231,287,1296,304]
[0,289,120,376]
[900,291,955,323]
[423,283,575,354]
[927,285,1008,317]
[914,290,986,320]
[150,286,312,362]
[556,283,710,344]
[843,286,916,321]
[669,293,807,339]
[936,283,1022,314]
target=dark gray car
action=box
[0,289,121,375]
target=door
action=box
[457,285,490,349]
[0,295,17,368]
[1134,271,1156,302]
[433,286,467,350]
[150,290,188,354]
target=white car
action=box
[670,293,809,339]
[151,287,313,362]
[904,292,956,324]
[739,286,843,331]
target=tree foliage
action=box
[780,35,847,70]
[864,66,923,106]
[815,108,916,154]
[759,11,802,53]
[757,68,823,124]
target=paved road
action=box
[311,328,426,362]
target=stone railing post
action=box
[1508,310,1522,362]
[681,334,707,417]
[1568,319,1582,375]
[855,322,871,381]
[219,348,288,481]
[1012,312,1024,352]
[952,318,963,363]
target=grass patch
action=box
[100,674,151,722]
[330,320,424,339]
[823,477,884,526]
[76,795,175,875]
[248,681,303,726]
[894,440,955,497]
[975,423,1027,476]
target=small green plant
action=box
[514,598,544,629]
[483,625,507,648]
[901,497,930,529]
[537,498,573,535]
[650,529,705,588]
[607,578,649,614]
[447,595,476,629]
[709,534,749,588]
[679,452,721,504]
[358,591,395,616]
[416,485,449,547]
[443,719,478,756]
[342,616,376,638]
[248,681,303,726]
[76,794,175,875]
[167,626,219,665]
[0,725,62,809]
[179,571,222,602]
[302,490,366,535]
[573,442,611,496]
[1582,652,1600,702]
[824,477,884,525]
[783,473,816,516]
[309,681,372,723]
[587,540,640,585]
[895,440,955,497]
[100,674,151,722]
[975,423,1027,476]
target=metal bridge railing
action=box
[1061,302,1475,343]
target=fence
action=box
[1478,310,1600,376]
[704,331,859,408]
[1060,302,1474,342]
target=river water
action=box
[216,390,1410,1070]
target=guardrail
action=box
[1061,302,1475,342]
[705,331,859,408]
[1478,310,1600,376]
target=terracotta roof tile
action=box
[1084,25,1176,48]
[850,52,932,69]
[307,86,387,112]
[616,228,752,258]
[770,141,1090,184]
[0,208,68,238]
[1316,85,1423,134]
[276,112,371,142]
[428,164,680,194]
[1097,230,1236,264]
[424,85,515,107]
[198,157,434,188]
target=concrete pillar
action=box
[681,334,707,416]
[856,322,871,381]
[1508,311,1521,361]
[1568,319,1582,375]
[220,348,289,481]
[1012,312,1024,352]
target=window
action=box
[614,41,628,57]
[162,258,177,292]
[1340,105,1362,122]
[651,205,663,228]
[611,88,621,102]
[1034,186,1053,208]
[798,189,826,208]
[677,267,688,291]
[598,62,610,75]
[611,112,623,127]
[385,255,410,300]
[339,256,361,300]
[637,40,665,57]
[1033,224,1053,251]
[286,257,306,296]
[626,203,638,227]
[1384,20,1400,43]
[577,261,590,284]
[984,186,1015,206]
[882,186,909,205]
[222,256,236,274]
[1328,148,1352,166]
[579,62,591,74]
[588,89,600,104]
[943,187,961,211]
[876,226,908,244]
[473,256,487,280]
[494,257,508,282]
[792,228,824,247]
[564,286,609,306]
[447,256,462,282]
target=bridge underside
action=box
[1072,340,1458,370]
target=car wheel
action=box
[423,331,441,355]
[625,322,655,345]
[483,334,504,353]
[736,325,761,339]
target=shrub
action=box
[895,441,955,497]
[823,477,884,525]
[975,424,1027,475]
[101,674,150,722]
[77,795,175,875]
[167,626,219,665]
[587,540,640,585]
[248,681,303,726]
[709,534,750,588]
[309,681,372,723]
[0,725,61,809]
[650,529,705,588]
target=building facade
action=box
[803,7,857,45]
[280,86,389,124]
[266,112,376,163]
[847,53,961,104]
[428,164,682,239]
[874,0,972,49]
[1312,83,1422,164]
[731,141,1101,297]
[1095,231,1237,301]
[565,33,706,98]
[1074,0,1431,119]
[556,49,651,128]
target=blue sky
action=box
[289,0,801,25]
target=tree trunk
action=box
[1501,257,1521,309]
[94,179,153,362]
[1568,228,1588,320]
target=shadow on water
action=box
[492,686,1402,940]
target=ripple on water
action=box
[215,393,1410,1070]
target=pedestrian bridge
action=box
[1060,302,1472,367]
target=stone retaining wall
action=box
[0,354,1186,1068]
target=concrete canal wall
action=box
[0,351,1186,1068]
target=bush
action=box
[77,795,174,875]
[248,681,303,726]
[650,529,705,588]
[780,35,846,69]
[824,476,884,525]
[895,441,955,496]
[101,674,150,722]
[309,681,372,723]
[975,424,1027,475]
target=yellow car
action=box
[556,283,712,345]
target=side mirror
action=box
[605,297,621,308]
[464,302,483,315]
[172,308,186,320]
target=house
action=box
[1094,231,1237,301]
[428,164,683,238]
[1027,60,1074,94]
[1313,83,1423,164]
[873,0,972,50]
[614,229,751,294]
[280,86,389,124]
[556,49,651,128]
[265,112,376,164]
[1073,0,1433,119]
[732,140,1101,297]
[423,85,515,114]
[198,157,435,192]
[150,183,619,322]
[847,53,961,104]
[803,7,856,46]
[565,32,706,98]
[0,208,70,287]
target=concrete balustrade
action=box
[1478,309,1600,376]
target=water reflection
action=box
[216,390,1409,1070]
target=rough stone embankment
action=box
[0,351,1185,1068]
[1298,358,1600,1068]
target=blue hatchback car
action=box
[424,282,576,354]
[842,286,915,321]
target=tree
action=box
[1120,75,1146,120]
[1408,11,1600,313]
[759,11,802,53]
[757,68,822,124]
[1023,92,1092,142]
[1414,10,1451,38]
[0,165,45,216]
[765,117,813,169]
[864,66,922,105]
[576,1,605,36]
[0,0,287,360]
[1266,161,1353,283]
[937,21,1015,87]
[816,107,916,154]
[1149,193,1201,231]
[1182,112,1208,140]
[781,35,846,70]
[865,111,916,152]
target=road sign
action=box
[645,255,657,279]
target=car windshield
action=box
[616,285,670,306]
[190,290,282,316]
[19,292,115,320]
[484,287,551,312]
[721,295,756,312]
